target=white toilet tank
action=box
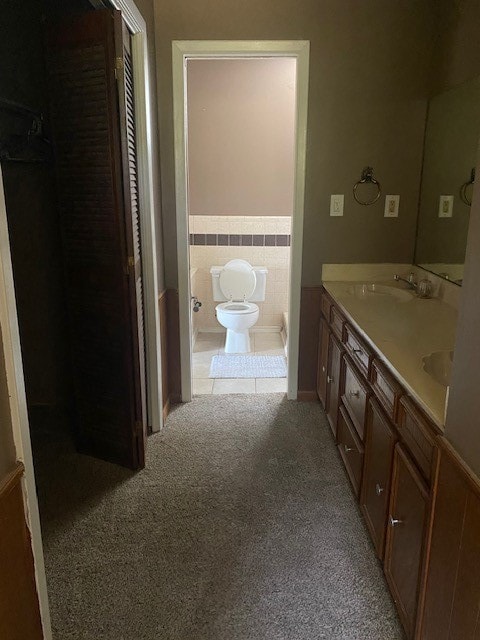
[210,263,268,302]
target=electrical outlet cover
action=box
[438,195,454,218]
[330,194,344,217]
[384,195,400,217]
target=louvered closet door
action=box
[47,9,146,470]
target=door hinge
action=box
[125,255,135,275]
[114,56,124,79]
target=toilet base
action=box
[225,328,251,354]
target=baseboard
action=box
[192,327,199,347]
[297,390,319,402]
[280,325,288,356]
[162,397,171,422]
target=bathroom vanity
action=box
[316,279,477,639]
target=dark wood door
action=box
[384,444,428,638]
[47,9,146,469]
[326,334,343,438]
[316,317,330,409]
[361,398,397,559]
[116,20,147,440]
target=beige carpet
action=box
[34,394,403,639]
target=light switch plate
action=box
[330,194,344,217]
[384,195,400,217]
[439,195,454,217]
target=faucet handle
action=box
[417,279,433,298]
[407,272,417,284]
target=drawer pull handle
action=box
[375,483,384,496]
[349,390,360,399]
[343,444,354,453]
[327,375,334,384]
[353,348,363,355]
[389,516,402,527]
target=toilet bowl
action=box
[211,259,267,354]
[216,301,259,353]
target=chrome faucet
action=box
[394,273,417,290]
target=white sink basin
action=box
[422,350,453,387]
[346,283,414,303]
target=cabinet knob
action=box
[389,515,402,527]
[327,375,333,384]
[349,390,360,399]
[375,483,384,496]
[343,444,353,453]
[322,366,326,373]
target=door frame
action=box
[172,40,310,401]
[103,0,163,431]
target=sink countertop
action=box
[323,280,458,429]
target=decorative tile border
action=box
[190,233,291,247]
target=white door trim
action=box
[108,0,163,431]
[0,169,52,639]
[172,40,310,401]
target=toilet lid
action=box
[219,259,256,301]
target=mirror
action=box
[414,76,480,286]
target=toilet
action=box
[211,259,267,353]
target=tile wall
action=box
[189,216,291,330]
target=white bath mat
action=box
[209,355,287,379]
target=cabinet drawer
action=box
[371,359,403,424]
[361,399,397,559]
[397,397,438,484]
[337,404,364,497]
[342,356,369,440]
[344,324,373,377]
[330,305,345,341]
[320,290,332,320]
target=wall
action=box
[153,0,433,288]
[189,216,290,330]
[187,58,296,216]
[431,0,480,95]
[438,0,480,476]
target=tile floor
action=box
[193,331,287,395]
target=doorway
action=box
[187,57,294,395]
[172,41,310,402]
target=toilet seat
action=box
[216,301,259,315]
[219,259,256,301]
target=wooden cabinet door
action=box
[316,317,330,409]
[47,9,146,470]
[384,444,429,639]
[326,334,343,438]
[420,442,480,640]
[361,399,396,559]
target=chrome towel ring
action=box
[460,167,475,206]
[353,166,381,206]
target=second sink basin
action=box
[347,283,414,303]
[422,350,454,387]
